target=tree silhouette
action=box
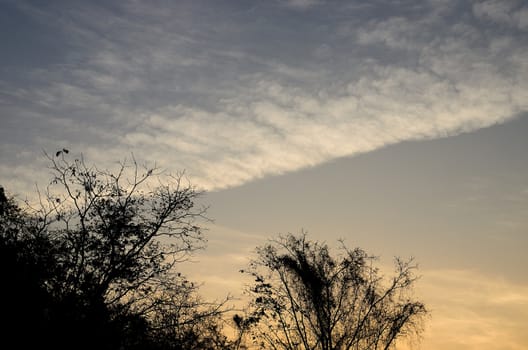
[1,152,429,349]
[0,186,59,348]
[241,233,427,350]
[0,152,230,349]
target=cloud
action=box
[473,0,528,30]
[279,0,322,10]
[1,0,527,195]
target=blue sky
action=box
[1,1,528,348]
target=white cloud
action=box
[114,52,524,190]
[356,17,422,49]
[280,0,322,10]
[1,0,527,195]
[473,0,528,30]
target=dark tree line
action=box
[0,152,427,349]
[0,153,230,349]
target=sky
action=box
[1,0,527,349]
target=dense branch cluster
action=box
[240,234,427,350]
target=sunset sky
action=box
[1,0,527,348]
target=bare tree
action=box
[241,233,427,350]
[32,151,209,317]
[0,151,232,349]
